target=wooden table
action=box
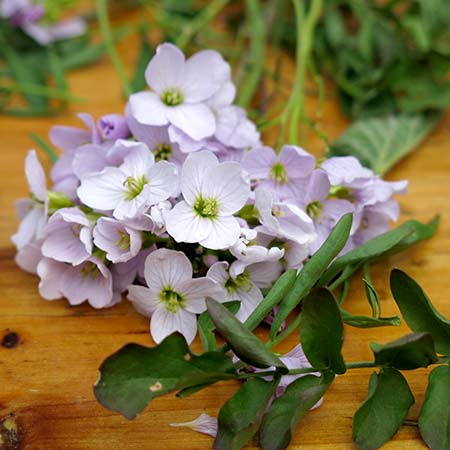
[1,24,449,450]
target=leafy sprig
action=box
[94,214,445,450]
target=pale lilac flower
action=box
[297,169,354,253]
[170,413,218,438]
[350,199,400,249]
[15,238,43,274]
[127,249,220,344]
[1,0,86,45]
[229,228,284,277]
[93,217,142,263]
[97,114,130,140]
[257,231,309,271]
[41,207,93,265]
[321,156,407,208]
[37,256,117,308]
[50,113,102,198]
[22,16,86,46]
[149,200,172,235]
[72,139,145,179]
[50,113,101,152]
[207,260,282,322]
[77,146,178,220]
[166,151,250,250]
[11,150,48,250]
[255,189,317,247]
[242,145,315,201]
[129,43,230,140]
[125,109,186,168]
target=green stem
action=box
[1,83,84,102]
[277,0,323,147]
[237,360,377,379]
[236,0,266,109]
[175,0,230,50]
[96,0,132,97]
[266,314,301,349]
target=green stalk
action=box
[266,314,301,349]
[0,83,84,102]
[237,360,378,379]
[96,0,132,97]
[175,0,230,50]
[236,0,266,109]
[277,0,323,148]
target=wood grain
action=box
[1,13,449,450]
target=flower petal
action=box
[166,103,215,141]
[145,43,185,94]
[77,167,125,211]
[25,150,47,201]
[201,161,250,215]
[241,146,276,179]
[166,201,213,244]
[199,215,241,250]
[129,91,168,127]
[181,151,218,205]
[150,307,197,344]
[144,248,193,292]
[127,285,159,317]
[182,50,230,102]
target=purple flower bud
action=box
[10,5,44,27]
[97,114,130,140]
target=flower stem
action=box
[96,0,132,97]
[175,0,230,50]
[237,360,377,379]
[277,0,323,148]
[265,314,301,349]
[236,0,266,109]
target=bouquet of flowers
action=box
[12,42,447,450]
[13,42,406,342]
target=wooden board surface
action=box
[1,17,449,450]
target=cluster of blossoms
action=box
[12,42,407,345]
[0,0,86,45]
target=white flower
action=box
[166,151,250,250]
[255,189,317,246]
[229,228,284,277]
[129,43,230,140]
[77,145,177,220]
[127,248,221,344]
[207,260,282,322]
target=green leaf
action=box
[270,213,353,337]
[300,288,346,374]
[0,42,48,108]
[419,365,450,450]
[259,373,334,450]
[319,217,438,288]
[206,298,287,372]
[198,301,240,352]
[353,368,414,450]
[245,269,297,332]
[328,113,440,175]
[215,377,278,450]
[340,308,401,328]
[371,332,438,370]
[94,333,236,419]
[390,269,450,356]
[363,264,380,318]
[30,133,58,164]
